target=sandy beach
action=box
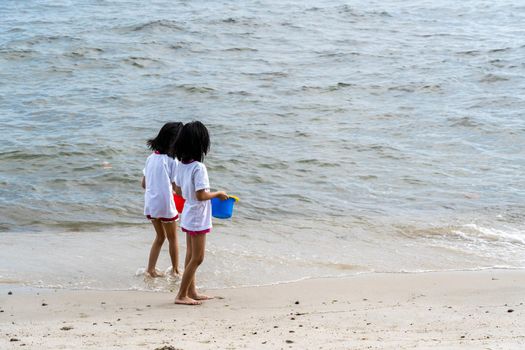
[1,269,524,349]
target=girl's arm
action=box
[196,189,228,201]
[173,183,182,196]
[141,176,146,189]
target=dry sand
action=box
[1,269,524,349]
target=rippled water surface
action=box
[1,0,524,290]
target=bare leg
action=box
[183,235,197,295]
[175,234,206,305]
[181,233,211,299]
[147,219,166,277]
[188,271,213,300]
[164,221,180,275]
[184,232,192,271]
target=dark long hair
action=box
[173,121,210,162]
[147,122,183,157]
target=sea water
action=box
[0,0,524,290]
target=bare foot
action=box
[146,269,164,278]
[175,296,202,305]
[169,270,181,278]
[189,293,214,301]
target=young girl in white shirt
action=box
[142,122,183,278]
[173,121,228,305]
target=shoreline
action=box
[2,224,524,292]
[1,269,524,349]
[3,266,524,294]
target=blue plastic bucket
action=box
[211,196,239,219]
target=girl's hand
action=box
[216,191,229,200]
[173,183,182,196]
[196,189,229,201]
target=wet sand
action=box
[1,270,524,349]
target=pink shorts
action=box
[181,227,211,236]
[146,214,178,222]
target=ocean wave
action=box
[128,19,184,33]
[215,16,268,27]
[456,49,481,56]
[448,116,481,128]
[241,71,288,79]
[296,159,340,167]
[0,150,55,161]
[8,34,81,48]
[397,223,525,247]
[63,47,104,59]
[456,224,525,246]
[179,84,215,93]
[0,49,37,60]
[122,56,163,69]
[335,5,392,18]
[227,90,252,96]
[224,47,258,52]
[257,161,289,170]
[0,147,121,161]
[488,47,512,53]
[480,74,510,83]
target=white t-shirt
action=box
[175,161,212,232]
[143,153,179,219]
